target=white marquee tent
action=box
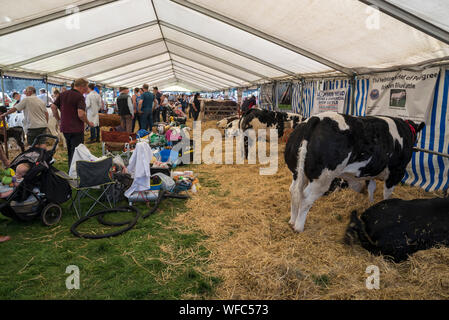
[0,0,449,193]
[0,0,448,91]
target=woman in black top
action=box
[193,93,201,121]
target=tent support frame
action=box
[169,0,354,76]
[359,0,449,45]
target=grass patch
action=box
[278,104,292,111]
[0,141,220,299]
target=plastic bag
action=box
[152,173,175,192]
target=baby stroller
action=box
[0,134,71,226]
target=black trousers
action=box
[64,132,84,169]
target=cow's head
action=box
[404,120,425,144]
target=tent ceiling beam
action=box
[169,0,353,76]
[122,75,176,88]
[172,60,241,86]
[171,52,253,85]
[176,79,215,91]
[99,59,172,82]
[8,20,159,68]
[117,70,175,87]
[172,67,233,88]
[149,0,178,85]
[359,0,449,45]
[165,39,269,80]
[84,52,169,79]
[172,62,240,86]
[173,71,220,90]
[177,79,211,91]
[50,38,164,75]
[105,63,173,83]
[175,68,229,87]
[159,21,296,77]
[0,0,120,37]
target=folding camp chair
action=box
[69,157,116,218]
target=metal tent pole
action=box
[0,70,8,159]
[45,75,49,107]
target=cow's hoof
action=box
[293,224,305,233]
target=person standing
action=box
[182,94,189,114]
[160,94,169,122]
[1,86,49,148]
[131,88,141,132]
[115,87,134,133]
[138,84,156,131]
[188,94,194,119]
[85,83,102,143]
[152,87,162,123]
[37,88,54,107]
[192,93,201,121]
[51,78,94,167]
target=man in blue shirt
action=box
[138,84,156,131]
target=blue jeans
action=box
[90,126,100,141]
[140,111,153,132]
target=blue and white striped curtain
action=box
[259,83,274,110]
[403,68,449,192]
[292,81,302,114]
[352,77,370,117]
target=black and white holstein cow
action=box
[345,197,449,262]
[217,115,240,130]
[285,111,424,232]
[239,108,305,157]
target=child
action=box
[0,163,31,198]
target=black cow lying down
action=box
[285,111,424,232]
[345,197,449,262]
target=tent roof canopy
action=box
[0,0,448,91]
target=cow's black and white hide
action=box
[344,197,449,262]
[217,115,240,129]
[239,109,305,158]
[285,112,424,232]
[0,126,25,152]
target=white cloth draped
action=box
[124,141,152,198]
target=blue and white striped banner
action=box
[403,68,449,192]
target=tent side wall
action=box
[289,65,449,193]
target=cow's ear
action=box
[417,122,425,132]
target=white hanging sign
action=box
[365,68,439,123]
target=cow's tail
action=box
[344,211,378,252]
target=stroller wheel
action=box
[41,203,62,226]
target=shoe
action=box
[0,236,11,242]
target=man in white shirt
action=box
[37,88,54,107]
[85,83,102,143]
[1,86,48,148]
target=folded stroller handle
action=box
[31,134,59,153]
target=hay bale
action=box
[99,113,121,127]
